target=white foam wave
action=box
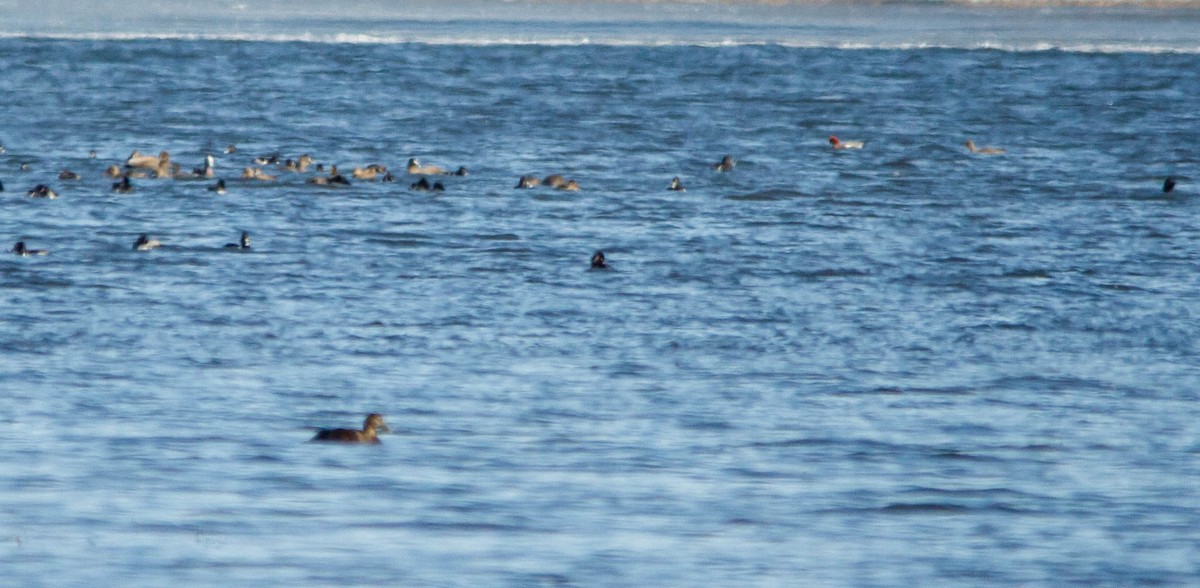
[1,30,1198,54]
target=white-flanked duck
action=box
[193,155,215,178]
[133,234,161,251]
[11,241,48,256]
[112,176,133,193]
[829,135,864,149]
[224,231,251,250]
[712,155,735,172]
[26,184,57,199]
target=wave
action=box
[1,30,1199,53]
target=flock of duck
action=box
[3,140,686,257]
[6,135,1181,262]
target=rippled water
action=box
[2,8,1200,586]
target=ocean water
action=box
[2,2,1200,586]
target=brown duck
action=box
[311,413,390,444]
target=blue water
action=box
[2,4,1200,586]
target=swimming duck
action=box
[0,180,4,192]
[224,231,251,250]
[1163,177,1176,194]
[253,155,279,166]
[669,177,685,191]
[516,175,540,189]
[58,169,81,180]
[11,241,48,256]
[242,167,276,181]
[453,166,468,176]
[965,139,1006,155]
[283,154,312,173]
[193,155,215,178]
[153,153,181,178]
[207,178,227,194]
[590,250,610,270]
[224,144,237,154]
[558,179,580,191]
[308,166,351,186]
[133,234,161,251]
[407,158,447,175]
[712,155,735,172]
[311,413,390,444]
[410,177,432,191]
[112,176,133,193]
[88,150,98,159]
[125,150,166,169]
[307,175,350,186]
[542,174,567,189]
[829,135,864,149]
[26,184,57,199]
[352,164,387,180]
[281,155,314,173]
[104,165,123,178]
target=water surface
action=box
[2,4,1199,586]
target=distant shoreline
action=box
[3,0,1198,53]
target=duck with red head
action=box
[312,413,390,444]
[829,135,864,150]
